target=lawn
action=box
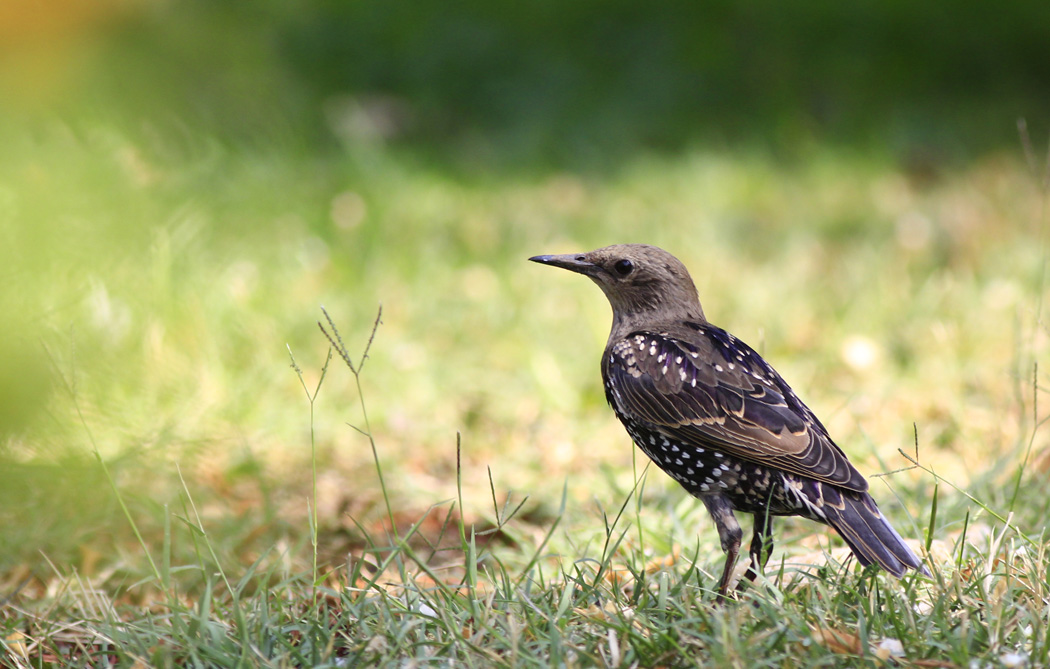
[2,120,1048,665]
[3,3,1050,665]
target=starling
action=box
[530,244,926,601]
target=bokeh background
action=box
[2,0,1050,587]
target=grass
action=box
[2,113,1050,666]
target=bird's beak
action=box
[528,253,598,276]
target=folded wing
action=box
[603,324,868,492]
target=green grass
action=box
[2,113,1050,666]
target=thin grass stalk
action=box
[42,337,163,586]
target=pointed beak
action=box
[528,253,598,276]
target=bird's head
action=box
[529,244,706,335]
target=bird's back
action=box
[601,321,868,493]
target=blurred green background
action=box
[1,0,1048,584]
[8,0,1050,164]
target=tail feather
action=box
[821,487,927,577]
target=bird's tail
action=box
[820,487,928,577]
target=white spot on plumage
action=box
[671,445,679,452]
[690,352,699,358]
[679,369,687,381]
[675,356,682,364]
[714,364,723,372]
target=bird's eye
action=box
[613,259,634,276]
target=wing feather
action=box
[603,327,868,492]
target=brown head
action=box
[529,244,706,339]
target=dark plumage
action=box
[530,244,926,601]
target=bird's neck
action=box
[608,304,706,344]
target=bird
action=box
[529,244,926,601]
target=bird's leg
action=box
[739,511,774,591]
[701,495,742,603]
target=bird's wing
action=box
[603,325,868,492]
